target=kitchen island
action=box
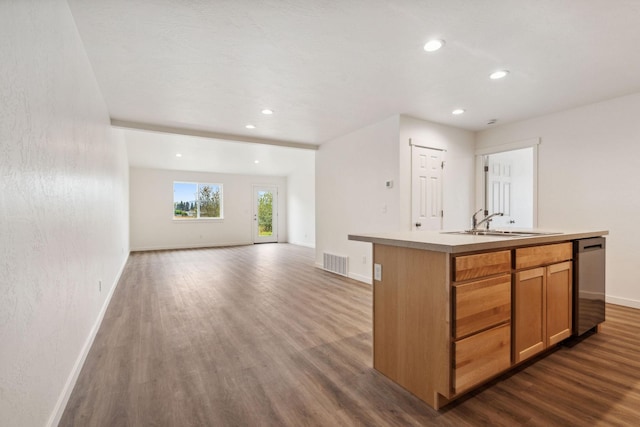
[348,229,608,410]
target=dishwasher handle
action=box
[584,243,603,250]
[576,237,606,252]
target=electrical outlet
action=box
[374,264,382,281]
[362,256,367,264]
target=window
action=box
[173,182,223,220]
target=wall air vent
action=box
[322,253,349,277]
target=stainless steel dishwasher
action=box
[573,237,606,335]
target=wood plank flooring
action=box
[60,244,640,426]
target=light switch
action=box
[374,263,382,281]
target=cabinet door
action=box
[514,267,546,363]
[454,323,511,393]
[547,261,573,346]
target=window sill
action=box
[172,218,224,223]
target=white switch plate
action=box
[374,264,382,281]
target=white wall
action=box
[0,1,130,426]
[316,115,475,283]
[130,167,287,251]
[287,160,316,248]
[316,116,401,283]
[476,92,640,308]
[399,115,476,231]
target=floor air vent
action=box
[323,253,348,277]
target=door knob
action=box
[415,222,422,228]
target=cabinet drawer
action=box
[515,242,572,269]
[453,250,511,281]
[453,274,511,339]
[454,323,511,393]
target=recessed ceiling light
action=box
[452,109,465,115]
[423,39,445,52]
[490,70,509,80]
[175,153,182,158]
[245,124,256,129]
[261,109,273,115]
[254,160,260,164]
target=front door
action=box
[253,186,278,243]
[411,146,443,231]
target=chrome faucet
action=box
[471,209,504,231]
[471,209,484,230]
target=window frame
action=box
[173,181,224,221]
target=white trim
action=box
[130,241,253,252]
[172,218,225,223]
[475,137,540,155]
[606,295,640,309]
[348,271,373,285]
[47,254,129,427]
[288,240,315,249]
[408,138,447,152]
[314,263,372,285]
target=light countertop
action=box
[348,229,609,254]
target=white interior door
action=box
[486,156,512,228]
[253,185,278,243]
[411,146,443,231]
[484,147,534,228]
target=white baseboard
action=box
[288,240,315,249]
[47,253,129,427]
[130,241,252,252]
[606,295,640,309]
[348,271,372,285]
[313,262,372,285]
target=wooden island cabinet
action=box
[349,229,607,410]
[513,243,573,363]
[451,251,512,394]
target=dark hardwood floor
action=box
[60,244,640,426]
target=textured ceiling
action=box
[123,127,314,176]
[69,0,640,148]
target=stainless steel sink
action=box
[442,230,561,238]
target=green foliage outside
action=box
[174,201,194,211]
[199,185,221,218]
[173,200,196,218]
[173,184,221,219]
[258,191,273,236]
